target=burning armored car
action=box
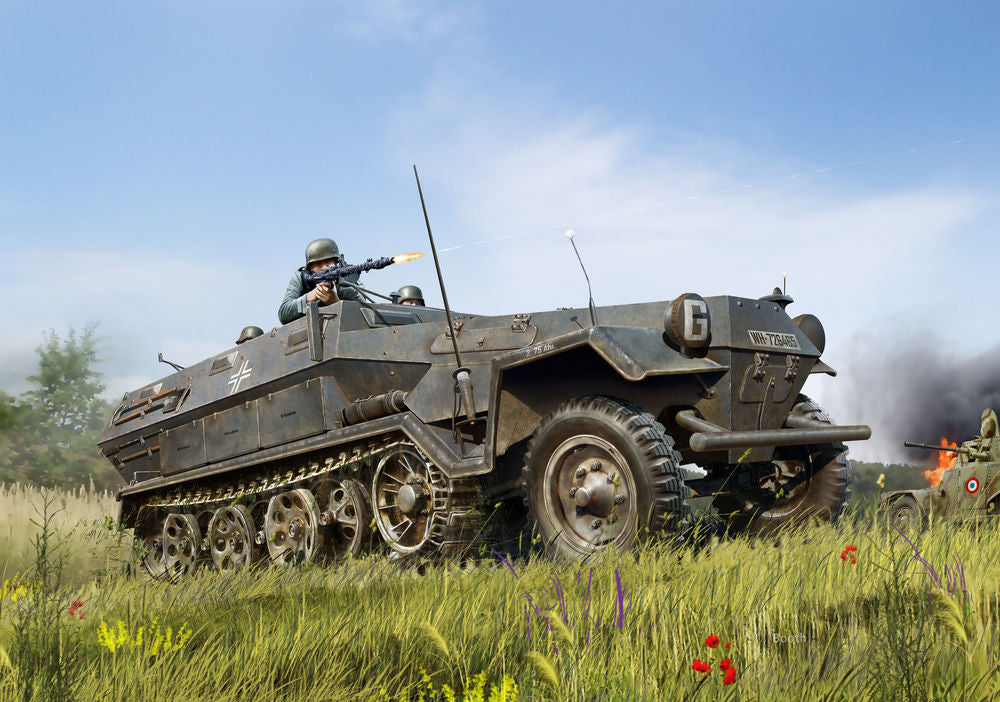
[884,409,1000,529]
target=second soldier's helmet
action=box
[305,238,340,266]
[397,285,425,305]
[236,326,264,345]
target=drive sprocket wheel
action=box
[373,446,438,555]
[264,488,320,566]
[739,394,852,535]
[522,395,691,560]
[207,504,256,572]
[372,444,479,560]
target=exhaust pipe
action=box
[342,390,409,426]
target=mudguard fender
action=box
[490,325,727,382]
[480,326,728,468]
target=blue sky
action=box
[2,1,999,460]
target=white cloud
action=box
[391,79,984,316]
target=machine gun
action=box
[903,441,990,462]
[301,253,422,290]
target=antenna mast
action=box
[413,166,476,423]
[565,230,599,326]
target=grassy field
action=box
[0,484,997,701]
[0,483,125,581]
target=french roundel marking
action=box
[965,477,979,494]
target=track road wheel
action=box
[741,394,851,535]
[134,505,169,580]
[886,495,926,532]
[207,505,257,572]
[523,395,691,560]
[265,489,320,567]
[315,478,373,560]
[161,513,202,581]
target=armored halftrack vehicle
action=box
[101,281,870,577]
[883,409,1000,530]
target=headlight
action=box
[664,293,711,349]
[793,314,826,354]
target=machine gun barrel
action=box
[301,256,396,288]
[903,441,989,460]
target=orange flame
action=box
[922,437,957,487]
[392,253,424,264]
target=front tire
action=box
[886,495,926,532]
[522,395,690,560]
[740,394,852,535]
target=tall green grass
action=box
[0,486,997,701]
[0,483,123,583]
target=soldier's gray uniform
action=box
[279,268,362,325]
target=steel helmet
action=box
[236,326,264,345]
[304,238,340,266]
[397,285,425,305]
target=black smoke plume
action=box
[833,334,1000,465]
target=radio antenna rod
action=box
[565,229,599,326]
[157,352,185,372]
[413,165,476,421]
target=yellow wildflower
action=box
[465,672,487,702]
[96,617,192,656]
[492,675,518,702]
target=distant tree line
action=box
[0,327,121,491]
[848,459,929,511]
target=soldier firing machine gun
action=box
[301,254,423,294]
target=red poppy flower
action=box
[720,658,732,670]
[705,634,720,648]
[850,555,857,564]
[840,552,847,561]
[723,667,738,685]
[692,659,711,673]
[724,642,731,649]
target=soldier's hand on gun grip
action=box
[308,282,339,305]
